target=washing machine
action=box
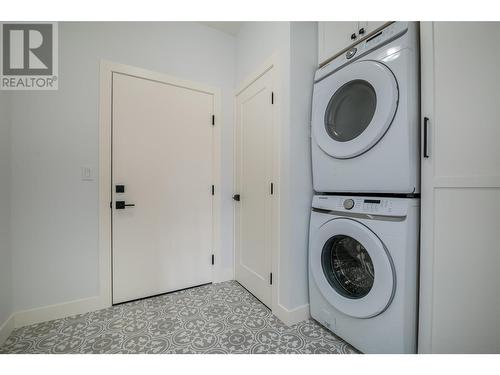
[311,22,420,194]
[308,195,419,353]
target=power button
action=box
[346,48,357,59]
[343,199,355,210]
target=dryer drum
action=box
[321,235,375,299]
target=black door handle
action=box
[350,33,357,40]
[423,117,430,158]
[115,201,135,209]
[359,28,365,35]
[233,194,240,201]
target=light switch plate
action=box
[81,166,94,181]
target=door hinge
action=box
[211,254,215,265]
[271,91,274,104]
[269,272,273,285]
[212,115,215,126]
[211,185,215,196]
[270,182,274,195]
[110,201,112,209]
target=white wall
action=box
[235,22,291,85]
[8,21,316,325]
[10,22,236,312]
[0,92,13,328]
[284,22,317,309]
[235,22,316,318]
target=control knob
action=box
[343,199,355,210]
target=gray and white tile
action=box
[0,281,357,354]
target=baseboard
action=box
[11,273,235,329]
[0,314,15,346]
[8,268,236,331]
[213,267,234,284]
[273,302,310,326]
[14,296,109,328]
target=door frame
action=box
[233,53,281,313]
[98,60,223,307]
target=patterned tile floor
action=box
[0,281,357,354]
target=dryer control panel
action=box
[313,195,410,217]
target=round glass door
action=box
[321,235,375,299]
[310,217,395,318]
[311,60,398,159]
[325,80,377,143]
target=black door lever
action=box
[115,201,135,209]
[423,117,430,158]
[232,194,240,201]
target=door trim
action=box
[233,53,280,314]
[99,60,223,308]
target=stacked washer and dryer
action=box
[308,22,420,353]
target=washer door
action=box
[310,218,395,318]
[312,60,398,159]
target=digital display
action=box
[364,199,381,204]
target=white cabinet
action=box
[360,21,387,35]
[419,22,500,353]
[318,22,358,65]
[318,21,388,65]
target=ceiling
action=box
[199,22,243,36]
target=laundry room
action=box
[0,0,500,373]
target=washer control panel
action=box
[313,195,410,217]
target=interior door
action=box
[112,72,214,304]
[234,68,275,308]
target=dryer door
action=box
[310,217,395,318]
[312,60,398,159]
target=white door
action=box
[112,72,214,304]
[234,68,275,308]
[419,22,500,353]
